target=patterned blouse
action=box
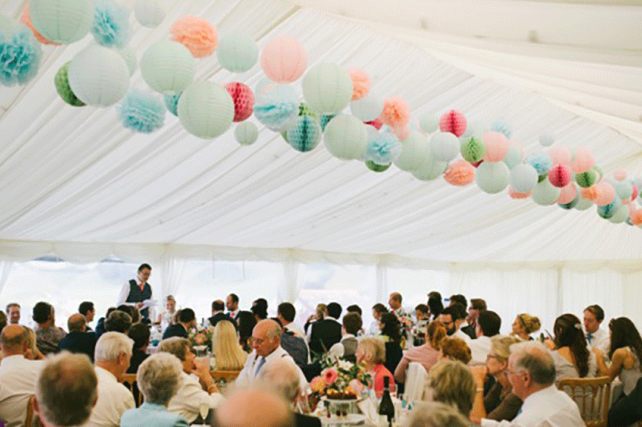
[35,326,67,355]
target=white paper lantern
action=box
[609,205,630,224]
[531,180,561,206]
[411,154,448,181]
[67,45,129,107]
[118,46,137,76]
[323,114,367,160]
[430,132,460,162]
[178,81,234,139]
[503,145,523,169]
[302,63,352,114]
[141,40,195,95]
[134,0,166,28]
[350,91,383,122]
[0,14,18,36]
[475,161,510,194]
[393,131,430,172]
[217,33,258,73]
[510,163,538,193]
[419,114,439,134]
[575,198,594,211]
[235,121,259,146]
[30,0,93,44]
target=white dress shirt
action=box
[586,327,609,356]
[469,335,492,365]
[285,322,306,338]
[0,355,44,427]
[453,329,472,343]
[228,308,240,321]
[236,346,308,390]
[481,384,584,427]
[167,372,224,423]
[116,279,154,310]
[84,367,135,427]
[369,320,381,336]
[328,334,357,358]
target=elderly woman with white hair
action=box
[121,353,189,427]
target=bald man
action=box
[0,325,44,427]
[235,320,308,390]
[214,387,294,427]
[58,313,97,362]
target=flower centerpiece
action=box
[188,325,213,355]
[308,357,371,415]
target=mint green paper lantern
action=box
[503,146,523,169]
[419,114,439,133]
[217,33,258,73]
[475,161,510,194]
[0,14,18,36]
[575,197,594,211]
[30,0,93,44]
[394,131,430,172]
[118,46,137,77]
[235,121,259,146]
[323,114,367,160]
[412,154,448,181]
[609,205,630,224]
[531,180,561,206]
[614,180,633,200]
[510,163,538,193]
[302,63,352,114]
[141,40,196,95]
[178,81,234,139]
[350,91,383,122]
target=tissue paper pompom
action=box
[217,33,258,73]
[54,62,85,107]
[0,26,42,86]
[118,91,166,133]
[476,161,510,194]
[253,84,299,132]
[394,131,430,172]
[460,137,486,163]
[548,146,571,166]
[286,115,322,153]
[526,152,553,176]
[510,189,531,200]
[594,181,616,206]
[430,132,460,162]
[609,205,630,224]
[380,97,410,130]
[366,161,391,172]
[20,4,60,45]
[419,114,440,134]
[235,121,259,146]
[365,118,383,130]
[412,155,448,181]
[261,37,307,83]
[510,163,538,193]
[482,132,509,162]
[581,186,599,202]
[531,180,561,206]
[548,164,572,188]
[367,132,402,165]
[597,197,622,219]
[225,82,254,122]
[557,183,578,205]
[575,170,597,188]
[92,0,130,48]
[613,170,627,181]
[630,209,642,226]
[164,93,182,116]
[439,109,467,137]
[558,195,579,209]
[170,16,218,58]
[572,147,595,174]
[539,132,555,147]
[348,68,370,101]
[444,160,475,186]
[393,125,411,141]
[490,120,511,138]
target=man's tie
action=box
[139,282,145,292]
[254,356,266,376]
[586,333,593,344]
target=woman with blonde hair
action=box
[23,326,45,360]
[511,313,541,341]
[394,321,446,383]
[356,337,396,398]
[213,320,247,371]
[439,337,472,365]
[155,295,177,332]
[426,359,476,417]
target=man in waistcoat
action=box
[116,263,154,322]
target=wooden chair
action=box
[558,376,611,427]
[209,370,240,382]
[25,396,34,427]
[122,373,144,407]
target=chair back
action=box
[404,362,427,402]
[558,376,611,427]
[25,395,34,427]
[122,373,144,407]
[209,370,240,382]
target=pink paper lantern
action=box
[572,147,595,174]
[348,68,370,101]
[380,97,410,130]
[260,37,307,83]
[439,109,467,137]
[557,184,578,204]
[170,16,218,58]
[444,160,475,186]
[482,132,509,162]
[629,208,642,226]
[594,181,616,206]
[509,189,531,199]
[549,164,572,188]
[365,118,383,130]
[548,146,571,166]
[613,170,627,181]
[21,4,61,46]
[225,82,254,122]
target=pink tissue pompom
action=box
[21,4,61,46]
[548,146,571,166]
[632,185,639,201]
[581,186,598,202]
[225,82,254,122]
[613,170,627,181]
[170,16,218,58]
[365,118,383,130]
[393,125,411,141]
[380,97,410,130]
[572,147,595,174]
[260,37,307,83]
[557,184,578,204]
[594,181,616,206]
[439,109,467,137]
[444,160,475,186]
[348,68,370,101]
[548,164,572,188]
[482,132,509,162]
[629,208,642,226]
[509,189,531,199]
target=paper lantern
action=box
[526,152,553,176]
[444,160,475,186]
[393,131,430,172]
[302,63,352,114]
[575,197,594,211]
[367,132,401,165]
[412,154,448,181]
[510,163,538,193]
[531,180,561,206]
[350,92,383,122]
[141,40,196,95]
[475,161,510,194]
[319,114,334,131]
[92,0,130,48]
[572,147,595,174]
[164,93,181,116]
[548,164,572,188]
[630,209,642,226]
[170,16,217,58]
[539,132,555,147]
[54,62,85,107]
[460,137,485,163]
[30,0,93,44]
[323,114,367,161]
[380,98,410,130]
[235,121,259,146]
[558,195,579,210]
[118,46,136,76]
[68,45,129,106]
[575,169,597,188]
[490,120,511,139]
[597,197,622,219]
[503,143,524,169]
[613,170,627,181]
[548,146,571,166]
[557,183,578,205]
[253,84,298,132]
[217,33,258,73]
[134,0,165,28]
[609,205,630,224]
[225,82,254,122]
[510,189,531,200]
[0,25,42,87]
[177,81,234,139]
[0,14,18,36]
[419,114,439,133]
[430,132,460,162]
[348,68,370,101]
[286,115,322,152]
[439,110,467,137]
[20,4,59,45]
[632,185,639,201]
[482,132,509,162]
[594,181,616,207]
[462,120,486,139]
[615,180,633,200]
[118,90,165,133]
[260,37,307,83]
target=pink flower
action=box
[310,376,325,393]
[348,379,365,394]
[323,368,339,385]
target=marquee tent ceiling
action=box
[0,0,641,264]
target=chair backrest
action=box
[404,362,428,402]
[558,376,611,427]
[122,373,144,407]
[210,370,240,382]
[25,395,34,427]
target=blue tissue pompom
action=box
[93,0,130,48]
[287,116,322,152]
[118,91,166,133]
[491,120,511,139]
[164,93,182,116]
[367,132,402,165]
[0,25,42,87]
[526,152,553,176]
[254,85,299,132]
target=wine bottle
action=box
[378,376,395,427]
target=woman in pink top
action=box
[394,321,447,383]
[357,337,395,398]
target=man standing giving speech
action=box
[117,264,155,322]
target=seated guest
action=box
[127,323,150,374]
[377,312,403,375]
[32,302,67,355]
[304,303,326,334]
[511,313,541,341]
[356,337,395,398]
[0,309,6,334]
[469,311,502,365]
[468,298,487,331]
[278,302,306,338]
[406,402,469,427]
[79,301,96,332]
[0,325,44,427]
[86,332,136,427]
[308,302,342,356]
[120,353,189,427]
[24,326,45,360]
[252,298,269,322]
[155,295,177,331]
[346,304,362,316]
[395,321,446,384]
[158,337,224,423]
[415,304,429,324]
[213,319,247,371]
[162,308,196,340]
[209,299,236,329]
[426,359,476,417]
[452,302,476,340]
[328,312,362,362]
[237,310,257,353]
[369,303,387,336]
[259,359,322,427]
[470,336,522,423]
[214,387,295,427]
[388,292,408,318]
[6,303,20,325]
[95,307,117,338]
[439,305,471,342]
[584,304,610,355]
[58,313,97,362]
[427,291,443,321]
[479,341,583,426]
[275,318,309,368]
[547,313,596,384]
[105,310,132,335]
[33,353,98,427]
[226,293,240,321]
[439,337,472,364]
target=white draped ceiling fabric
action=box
[0,0,641,324]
